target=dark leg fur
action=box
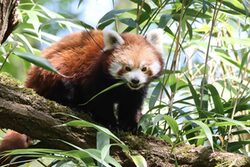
[89,97,118,128]
[117,89,145,131]
[91,106,117,129]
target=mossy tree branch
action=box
[0,73,250,167]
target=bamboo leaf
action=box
[206,84,224,115]
[164,115,179,135]
[80,82,124,106]
[14,52,70,78]
[131,155,147,167]
[98,9,128,24]
[190,120,214,151]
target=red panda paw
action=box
[0,130,30,152]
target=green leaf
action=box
[153,114,164,125]
[97,19,115,30]
[200,78,208,112]
[216,117,249,133]
[242,0,250,16]
[206,84,224,115]
[119,18,137,28]
[80,82,124,105]
[222,0,247,16]
[228,140,250,152]
[159,14,171,28]
[98,9,128,24]
[185,76,201,112]
[64,120,126,146]
[40,18,94,30]
[15,34,34,54]
[164,115,179,135]
[186,20,192,40]
[152,0,161,7]
[61,141,122,167]
[14,52,69,78]
[164,26,174,36]
[131,155,147,167]
[190,120,214,151]
[96,132,110,161]
[101,145,111,162]
[129,0,152,14]
[149,82,162,109]
[239,50,249,77]
[77,0,84,8]
[160,134,173,145]
[38,5,64,19]
[27,12,41,36]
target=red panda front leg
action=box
[90,99,118,129]
[118,90,145,131]
[118,102,142,131]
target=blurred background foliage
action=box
[0,0,250,166]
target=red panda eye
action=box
[125,66,131,71]
[141,67,147,72]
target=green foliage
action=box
[0,0,250,166]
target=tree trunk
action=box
[0,73,250,167]
[0,0,19,44]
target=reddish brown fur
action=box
[26,30,163,97]
[0,130,30,166]
[0,130,29,151]
[26,30,105,96]
[25,30,163,129]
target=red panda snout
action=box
[124,69,147,90]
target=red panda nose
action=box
[131,78,140,85]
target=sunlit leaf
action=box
[131,155,147,167]
[14,52,69,78]
[190,120,214,151]
[164,115,179,135]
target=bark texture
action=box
[0,0,19,44]
[0,72,250,167]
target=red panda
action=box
[25,29,164,130]
[0,130,30,166]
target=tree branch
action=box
[0,72,249,167]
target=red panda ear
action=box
[103,30,125,51]
[145,28,164,53]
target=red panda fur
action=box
[25,30,164,130]
[0,130,30,166]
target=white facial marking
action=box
[150,61,162,76]
[109,61,122,78]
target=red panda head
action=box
[103,29,164,90]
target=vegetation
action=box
[0,0,249,166]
